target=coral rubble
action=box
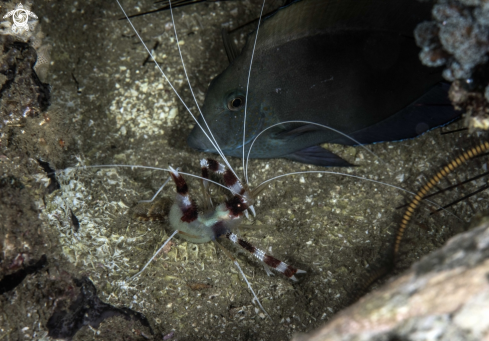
[415,0,489,131]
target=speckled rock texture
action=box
[293,216,489,341]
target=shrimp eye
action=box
[227,96,245,111]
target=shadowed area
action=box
[47,277,153,339]
[0,255,47,294]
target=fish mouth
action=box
[187,129,217,153]
[187,134,233,154]
[187,127,262,156]
[187,131,248,156]
[187,107,266,156]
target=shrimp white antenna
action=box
[138,169,178,203]
[128,230,179,281]
[115,1,240,181]
[166,0,240,181]
[233,260,271,319]
[256,170,464,222]
[242,0,266,181]
[62,164,240,195]
[244,120,386,184]
[138,176,170,203]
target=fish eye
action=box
[227,96,245,111]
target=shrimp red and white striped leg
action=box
[167,163,250,244]
[225,232,306,281]
[167,160,305,281]
[200,158,256,218]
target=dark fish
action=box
[187,0,460,167]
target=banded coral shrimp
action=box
[36,0,489,339]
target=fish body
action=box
[187,0,460,166]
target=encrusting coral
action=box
[415,0,489,132]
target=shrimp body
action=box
[167,164,251,244]
[163,161,303,281]
[169,203,242,244]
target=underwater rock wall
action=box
[293,215,489,341]
[0,1,73,167]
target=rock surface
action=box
[293,217,489,341]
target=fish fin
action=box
[254,0,431,54]
[221,28,239,63]
[331,83,461,145]
[284,145,355,167]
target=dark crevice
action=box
[0,63,16,100]
[47,277,153,339]
[0,37,51,116]
[29,57,51,111]
[0,254,47,294]
[37,159,60,193]
[69,208,79,232]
